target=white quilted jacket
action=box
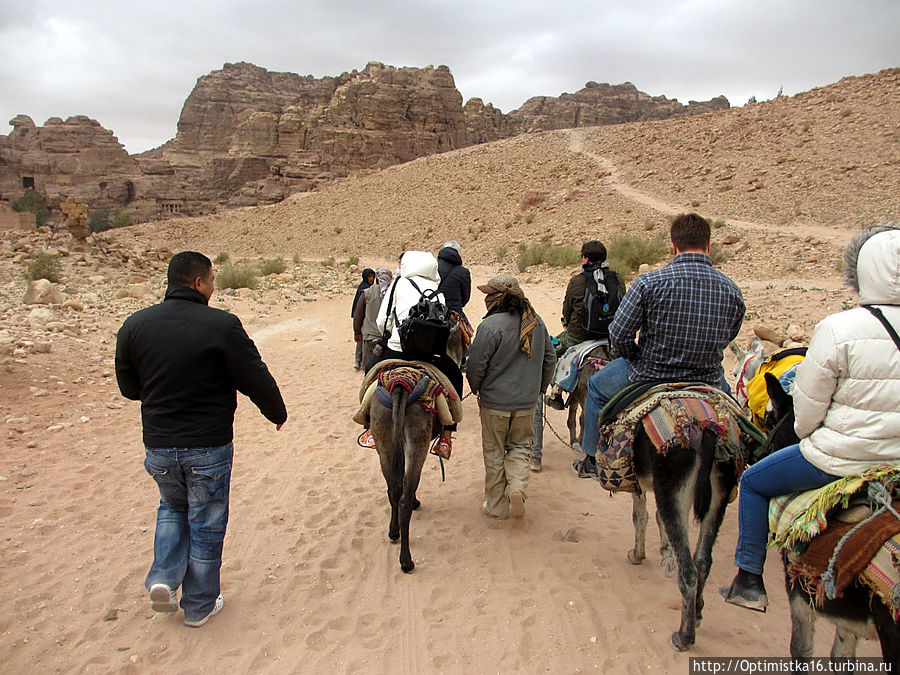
[375,251,443,353]
[793,229,900,475]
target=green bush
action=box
[606,236,668,276]
[216,264,258,290]
[259,257,286,276]
[88,207,111,233]
[709,243,731,266]
[321,256,335,267]
[214,252,230,264]
[12,189,50,227]
[346,255,360,267]
[112,211,131,229]
[515,243,580,272]
[24,252,61,283]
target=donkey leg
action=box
[398,413,430,573]
[628,492,648,565]
[692,466,732,624]
[657,509,677,578]
[830,629,858,659]
[787,591,816,658]
[655,485,698,651]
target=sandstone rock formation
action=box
[1,61,730,221]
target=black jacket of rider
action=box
[436,247,471,316]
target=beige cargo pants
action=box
[479,405,535,518]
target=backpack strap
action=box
[863,305,900,351]
[393,277,424,327]
[382,278,399,333]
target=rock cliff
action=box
[1,61,730,221]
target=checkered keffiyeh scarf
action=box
[484,292,538,356]
[374,267,393,298]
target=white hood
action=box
[858,229,900,306]
[399,250,440,283]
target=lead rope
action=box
[821,481,900,600]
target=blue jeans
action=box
[734,443,839,575]
[144,443,233,622]
[582,358,632,457]
[581,358,733,458]
[532,396,544,460]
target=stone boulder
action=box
[23,279,64,305]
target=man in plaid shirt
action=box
[574,213,745,478]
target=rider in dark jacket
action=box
[436,242,471,320]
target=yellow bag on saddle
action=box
[746,349,806,427]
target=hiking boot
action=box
[720,569,768,612]
[184,594,224,627]
[149,583,177,613]
[546,393,566,411]
[509,491,526,518]
[358,429,376,449]
[529,456,542,472]
[573,454,598,478]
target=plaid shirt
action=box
[610,253,745,384]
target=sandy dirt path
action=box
[0,264,879,674]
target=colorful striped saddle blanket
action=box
[596,383,758,494]
[353,359,462,426]
[770,466,900,619]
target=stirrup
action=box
[431,435,451,460]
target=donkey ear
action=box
[764,372,792,418]
[748,337,765,358]
[728,340,745,359]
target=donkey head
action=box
[756,372,800,461]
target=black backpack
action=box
[580,266,622,340]
[396,279,453,360]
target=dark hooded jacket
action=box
[436,248,471,315]
[351,268,375,317]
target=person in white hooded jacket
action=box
[362,251,462,455]
[722,224,900,612]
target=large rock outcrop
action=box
[1,62,730,220]
[507,81,730,133]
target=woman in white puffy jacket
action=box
[362,251,462,455]
[723,225,900,612]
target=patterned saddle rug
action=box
[595,382,761,494]
[352,359,462,427]
[769,466,900,619]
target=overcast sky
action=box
[1,0,897,154]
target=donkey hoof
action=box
[670,631,693,652]
[389,530,400,543]
[401,560,415,573]
[661,557,678,578]
[626,550,645,565]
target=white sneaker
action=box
[184,594,224,627]
[149,583,177,613]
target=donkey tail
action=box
[693,427,717,521]
[390,387,409,488]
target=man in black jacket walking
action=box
[115,251,287,627]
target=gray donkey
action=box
[368,326,463,573]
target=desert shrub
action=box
[606,236,668,276]
[644,219,657,231]
[705,217,727,229]
[346,255,359,267]
[321,256,335,267]
[515,242,580,272]
[519,191,549,211]
[12,188,50,227]
[259,257,286,276]
[292,253,302,264]
[214,252,231,264]
[112,211,131,229]
[495,244,508,262]
[88,206,111,233]
[525,212,535,224]
[24,252,61,283]
[709,243,731,266]
[216,264,257,290]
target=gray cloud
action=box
[2,0,897,153]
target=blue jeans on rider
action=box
[581,357,733,459]
[144,443,233,623]
[733,443,839,575]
